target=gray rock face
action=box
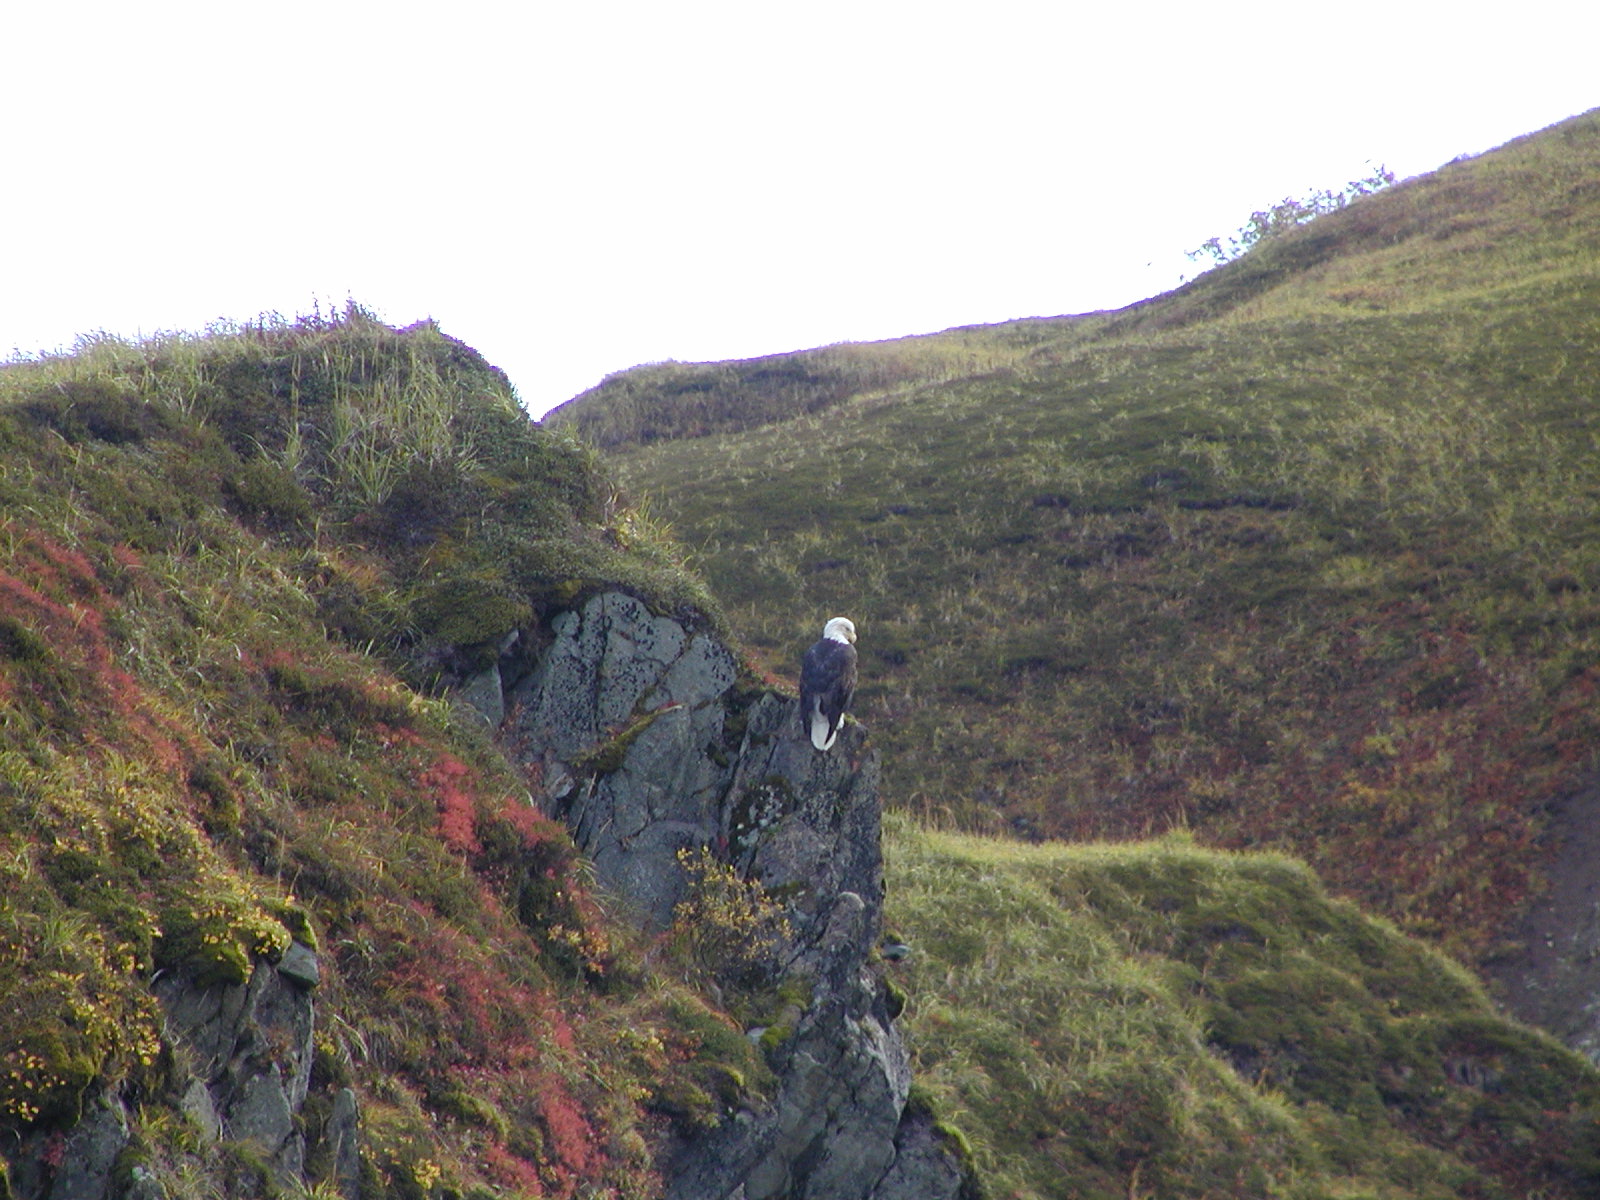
[722,694,885,941]
[500,591,971,1200]
[1489,783,1600,1062]
[41,1093,127,1200]
[276,939,322,990]
[697,898,913,1200]
[505,591,740,927]
[327,1088,363,1200]
[8,945,347,1200]
[154,948,321,1185]
[871,1109,972,1200]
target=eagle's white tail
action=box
[809,706,837,751]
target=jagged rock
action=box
[665,886,927,1200]
[276,941,321,990]
[10,588,966,1200]
[155,957,316,1184]
[722,695,883,942]
[513,592,738,761]
[118,1165,165,1200]
[227,1070,299,1172]
[178,1078,221,1141]
[39,1093,127,1200]
[504,591,739,926]
[457,661,506,728]
[9,949,348,1200]
[870,1109,970,1200]
[501,590,971,1200]
[3,1091,147,1200]
[455,629,522,729]
[328,1088,363,1200]
[1489,783,1600,1062]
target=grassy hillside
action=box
[6,296,1600,1200]
[885,815,1600,1200]
[0,311,755,1200]
[571,109,1600,963]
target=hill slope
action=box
[3,305,1599,1200]
[0,312,746,1199]
[885,816,1600,1200]
[561,109,1600,970]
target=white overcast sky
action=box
[3,2,1596,417]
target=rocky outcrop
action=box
[504,590,740,927]
[6,945,350,1200]
[17,590,969,1200]
[7,1093,132,1200]
[154,948,321,1187]
[872,1108,975,1200]
[1489,782,1600,1062]
[496,591,972,1200]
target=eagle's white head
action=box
[823,616,857,645]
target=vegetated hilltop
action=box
[561,109,1600,969]
[551,324,1098,451]
[0,310,748,1199]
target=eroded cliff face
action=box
[494,591,969,1200]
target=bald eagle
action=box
[800,616,857,751]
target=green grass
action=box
[582,108,1600,963]
[547,318,1099,450]
[884,814,1600,1200]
